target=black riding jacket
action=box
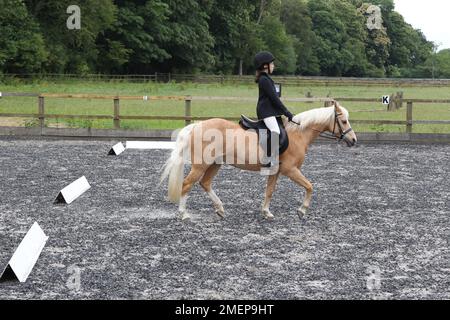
[256,72,293,120]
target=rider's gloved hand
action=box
[286,111,294,122]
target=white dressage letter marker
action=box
[108,142,125,155]
[382,95,390,105]
[126,141,175,150]
[54,176,91,204]
[0,222,49,283]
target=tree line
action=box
[1,0,448,78]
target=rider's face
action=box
[269,62,275,74]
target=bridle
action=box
[290,108,354,143]
[320,109,354,142]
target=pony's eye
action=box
[342,121,348,124]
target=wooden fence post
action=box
[387,93,395,111]
[38,96,45,129]
[306,92,313,104]
[185,98,192,126]
[114,97,120,129]
[406,101,413,133]
[397,91,404,109]
[388,94,394,111]
[324,100,333,108]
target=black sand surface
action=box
[0,138,448,299]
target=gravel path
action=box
[0,137,449,299]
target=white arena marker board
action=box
[126,141,175,150]
[0,222,48,283]
[108,142,126,155]
[54,176,91,204]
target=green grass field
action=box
[1,79,450,133]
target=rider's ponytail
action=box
[255,66,269,83]
[255,70,263,83]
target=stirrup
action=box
[260,161,279,176]
[260,166,279,176]
[261,161,279,168]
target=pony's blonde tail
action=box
[160,124,196,203]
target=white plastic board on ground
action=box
[109,142,126,155]
[126,141,175,150]
[55,176,91,204]
[0,222,49,283]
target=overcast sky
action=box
[394,0,450,50]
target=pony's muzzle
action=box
[345,137,357,147]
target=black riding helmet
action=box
[254,51,275,70]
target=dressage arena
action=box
[0,137,448,299]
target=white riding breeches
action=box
[263,117,280,135]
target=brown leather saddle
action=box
[239,115,289,155]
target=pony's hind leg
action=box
[199,164,224,218]
[179,165,206,220]
[285,168,313,218]
[262,173,280,220]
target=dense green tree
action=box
[240,0,297,74]
[0,0,437,77]
[331,0,370,76]
[358,3,391,76]
[96,0,171,73]
[24,0,116,73]
[361,0,433,76]
[208,0,262,75]
[308,0,350,76]
[259,16,297,74]
[0,0,48,73]
[209,0,296,75]
[280,0,319,75]
[385,11,433,75]
[160,0,215,73]
[368,0,395,13]
[431,49,450,78]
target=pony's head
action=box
[328,101,357,147]
[287,100,357,147]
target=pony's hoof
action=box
[180,211,191,221]
[215,207,225,219]
[297,206,309,219]
[262,209,274,220]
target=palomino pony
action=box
[160,101,357,220]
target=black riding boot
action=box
[260,131,280,175]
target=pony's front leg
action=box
[285,168,313,218]
[261,173,280,220]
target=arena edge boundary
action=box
[0,126,449,144]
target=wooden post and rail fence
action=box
[0,92,449,137]
[7,73,450,87]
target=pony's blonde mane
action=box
[284,105,349,132]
